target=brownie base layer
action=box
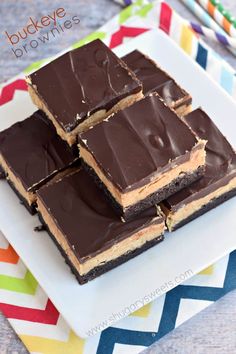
[170,187,236,231]
[7,179,36,215]
[38,212,164,284]
[82,160,205,221]
[0,159,80,216]
[0,166,5,179]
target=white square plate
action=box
[0,29,236,338]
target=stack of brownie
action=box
[1,40,236,285]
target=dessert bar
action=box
[36,169,165,284]
[0,110,78,214]
[27,39,143,146]
[79,94,206,220]
[161,108,236,231]
[122,50,192,116]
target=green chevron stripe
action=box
[0,270,38,294]
[24,31,106,74]
[72,31,106,49]
[24,59,48,74]
[119,0,153,24]
[136,3,154,18]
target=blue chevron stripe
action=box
[96,328,157,354]
[195,43,208,70]
[96,250,236,354]
[157,290,181,336]
[223,250,236,291]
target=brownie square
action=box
[79,94,206,220]
[27,39,143,146]
[161,108,236,231]
[37,169,165,284]
[122,50,192,115]
[0,110,78,213]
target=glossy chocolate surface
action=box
[164,109,236,210]
[37,169,162,260]
[122,50,190,106]
[79,94,199,192]
[29,40,141,133]
[0,110,78,191]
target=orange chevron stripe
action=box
[0,244,19,264]
[223,17,231,35]
[207,1,215,18]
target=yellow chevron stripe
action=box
[131,303,151,318]
[180,24,194,55]
[20,331,85,354]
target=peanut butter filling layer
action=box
[0,154,76,208]
[37,198,165,275]
[121,50,192,114]
[80,141,206,209]
[163,176,236,231]
[174,103,192,117]
[0,154,35,206]
[27,80,143,146]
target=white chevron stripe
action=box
[169,11,182,44]
[83,332,101,354]
[0,259,26,277]
[184,255,229,288]
[206,52,222,84]
[113,343,147,354]
[9,315,70,341]
[100,19,119,39]
[175,298,213,327]
[0,286,48,309]
[0,90,35,131]
[0,73,25,89]
[190,34,199,60]
[232,75,236,98]
[0,232,9,249]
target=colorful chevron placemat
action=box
[0,1,236,353]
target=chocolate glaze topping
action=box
[164,109,236,210]
[79,94,199,192]
[122,50,191,107]
[29,40,142,133]
[0,110,78,191]
[37,169,163,260]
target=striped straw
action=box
[210,0,236,27]
[180,0,236,55]
[197,0,236,37]
[189,21,236,48]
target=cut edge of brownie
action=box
[0,158,80,216]
[121,50,192,116]
[164,187,236,231]
[81,159,205,220]
[27,80,143,147]
[0,165,5,179]
[7,178,37,215]
[38,212,164,284]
